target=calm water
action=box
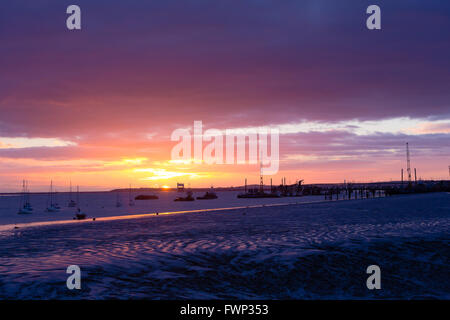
[0,191,324,226]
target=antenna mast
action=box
[259,151,263,193]
[406,142,412,186]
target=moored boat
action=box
[46,180,60,212]
[174,190,195,201]
[74,208,86,220]
[18,180,33,214]
[135,194,159,200]
[18,203,33,214]
[73,186,87,220]
[197,188,218,200]
[68,181,77,207]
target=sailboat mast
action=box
[76,186,80,209]
[25,180,30,204]
[129,184,131,202]
[50,180,53,206]
[20,179,25,208]
[24,180,27,203]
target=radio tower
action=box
[406,142,412,186]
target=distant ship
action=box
[197,188,218,200]
[135,194,159,200]
[174,190,195,201]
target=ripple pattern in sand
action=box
[0,193,449,299]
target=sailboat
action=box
[68,181,76,207]
[18,180,33,214]
[54,189,61,210]
[74,186,86,220]
[128,184,135,206]
[46,180,60,212]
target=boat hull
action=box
[17,209,33,215]
[135,195,159,200]
[174,198,195,202]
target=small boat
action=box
[46,205,60,212]
[174,190,195,201]
[18,203,33,215]
[52,188,61,209]
[197,188,218,200]
[46,180,60,212]
[18,180,33,214]
[73,186,87,220]
[68,181,77,207]
[74,208,86,220]
[135,194,159,200]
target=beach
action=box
[0,192,448,299]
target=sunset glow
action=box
[0,1,449,192]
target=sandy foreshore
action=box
[0,192,448,299]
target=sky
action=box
[0,0,449,191]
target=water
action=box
[0,191,324,226]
